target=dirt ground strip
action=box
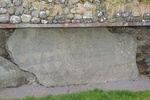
[0,75,150,99]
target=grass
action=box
[1,89,150,100]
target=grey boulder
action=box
[0,56,25,88]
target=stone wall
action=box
[0,0,149,24]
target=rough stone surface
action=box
[6,28,139,86]
[69,0,79,4]
[0,29,38,85]
[83,11,93,19]
[108,27,150,75]
[39,11,47,19]
[41,19,48,24]
[31,17,40,24]
[58,0,65,4]
[13,0,22,6]
[0,56,25,88]
[15,6,24,15]
[0,1,7,8]
[74,14,82,19]
[31,10,39,17]
[67,14,74,19]
[21,14,31,23]
[48,0,53,3]
[0,29,14,60]
[8,7,15,15]
[0,14,9,23]
[0,8,7,14]
[10,15,21,23]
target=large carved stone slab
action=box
[6,28,139,86]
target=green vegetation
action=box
[1,89,150,100]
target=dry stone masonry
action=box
[6,28,139,86]
[0,0,149,24]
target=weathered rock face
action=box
[108,27,150,75]
[6,28,139,86]
[0,14,9,23]
[0,29,14,60]
[0,56,25,88]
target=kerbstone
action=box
[6,28,139,86]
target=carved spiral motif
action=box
[64,46,88,69]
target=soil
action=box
[0,75,150,99]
